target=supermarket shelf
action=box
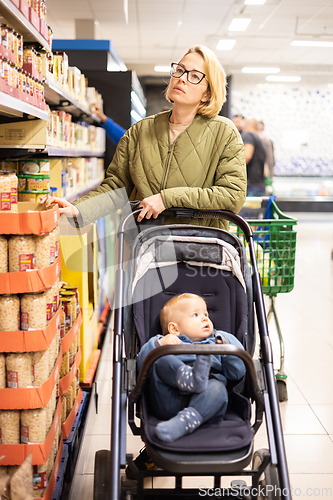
[0,144,104,157]
[275,196,333,213]
[65,177,104,203]
[0,90,49,119]
[0,0,50,50]
[44,77,101,122]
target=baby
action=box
[136,293,246,443]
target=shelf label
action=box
[5,129,26,140]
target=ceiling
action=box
[46,0,333,80]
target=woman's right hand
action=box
[40,196,80,218]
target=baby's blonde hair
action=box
[160,293,205,335]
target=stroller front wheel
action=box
[252,449,280,500]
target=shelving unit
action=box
[0,0,50,50]
[44,77,100,122]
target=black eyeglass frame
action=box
[170,62,206,85]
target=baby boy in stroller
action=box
[136,293,246,443]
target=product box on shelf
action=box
[59,220,100,382]
[28,6,40,30]
[0,202,59,235]
[0,306,61,353]
[0,255,60,295]
[0,397,61,465]
[0,120,51,147]
[61,387,82,440]
[19,0,30,19]
[36,438,64,500]
[59,346,81,397]
[0,350,61,410]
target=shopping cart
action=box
[235,196,297,402]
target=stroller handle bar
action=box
[129,343,264,433]
[120,206,254,242]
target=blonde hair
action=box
[165,45,227,119]
[160,293,205,335]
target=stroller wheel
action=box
[93,450,111,500]
[252,449,280,500]
[276,378,288,403]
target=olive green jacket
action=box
[72,111,246,230]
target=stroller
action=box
[93,206,291,500]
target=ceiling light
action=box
[244,0,266,4]
[228,18,251,31]
[266,76,301,82]
[291,40,333,47]
[216,39,236,50]
[242,67,280,73]
[154,66,171,73]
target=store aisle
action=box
[69,212,333,500]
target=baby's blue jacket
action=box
[137,330,246,386]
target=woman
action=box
[46,46,246,229]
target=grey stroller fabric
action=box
[124,224,255,453]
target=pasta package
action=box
[0,236,8,273]
[8,235,35,272]
[21,408,46,444]
[32,350,49,387]
[60,350,69,379]
[6,353,32,388]
[0,410,20,444]
[21,293,46,330]
[0,353,6,389]
[61,396,67,424]
[34,232,54,269]
[0,294,20,331]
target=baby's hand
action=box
[159,334,181,346]
[216,335,227,344]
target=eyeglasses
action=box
[170,63,206,85]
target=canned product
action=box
[18,190,50,202]
[62,285,80,316]
[18,174,50,192]
[60,296,72,332]
[19,159,50,175]
[59,290,76,323]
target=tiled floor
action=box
[68,212,333,499]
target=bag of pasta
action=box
[10,454,33,500]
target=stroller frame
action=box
[94,207,291,500]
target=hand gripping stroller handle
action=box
[129,344,264,432]
[120,205,254,243]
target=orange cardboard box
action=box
[0,203,59,235]
[59,346,81,397]
[0,256,60,294]
[0,396,61,465]
[61,388,82,440]
[33,438,63,500]
[0,307,61,352]
[0,351,61,410]
[60,309,82,354]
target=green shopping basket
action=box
[233,198,297,401]
[236,199,297,296]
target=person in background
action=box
[44,45,246,230]
[241,118,266,196]
[90,103,126,146]
[232,114,244,134]
[257,120,275,180]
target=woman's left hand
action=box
[138,194,166,222]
